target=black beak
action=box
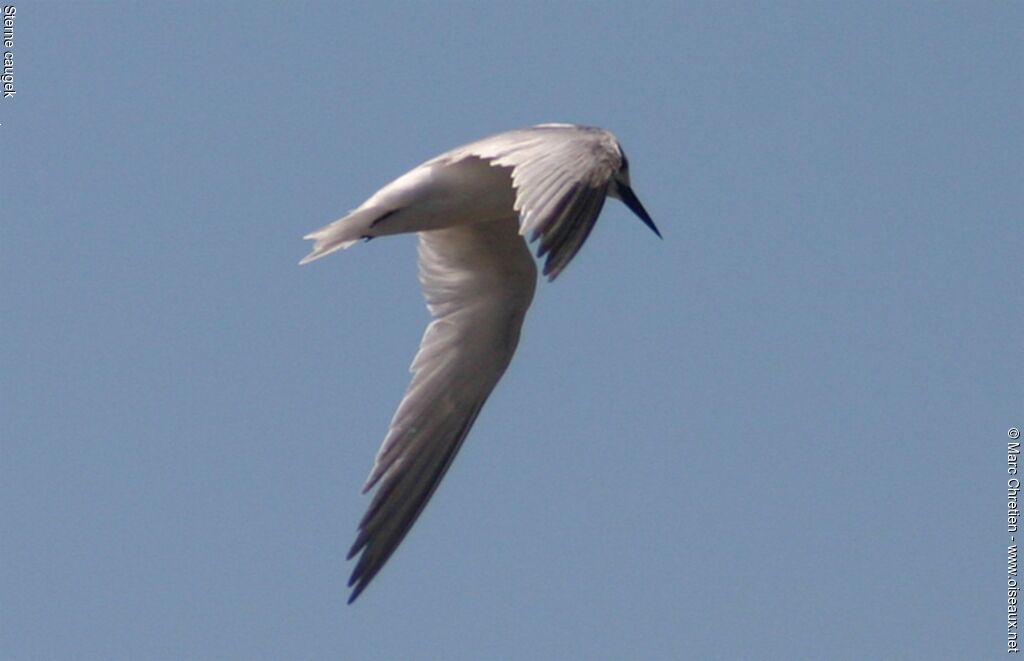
[618,183,661,238]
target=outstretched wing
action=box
[347,217,537,602]
[436,124,621,279]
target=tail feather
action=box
[298,233,360,265]
[299,207,383,265]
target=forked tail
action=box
[298,207,384,265]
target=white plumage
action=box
[300,123,659,602]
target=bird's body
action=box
[301,124,658,602]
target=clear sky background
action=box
[2,3,1020,660]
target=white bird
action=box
[300,123,659,603]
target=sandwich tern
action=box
[300,123,659,602]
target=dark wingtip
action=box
[347,563,369,604]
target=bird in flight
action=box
[300,124,660,603]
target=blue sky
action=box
[2,3,1020,659]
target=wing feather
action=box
[346,218,537,603]
[435,124,622,279]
